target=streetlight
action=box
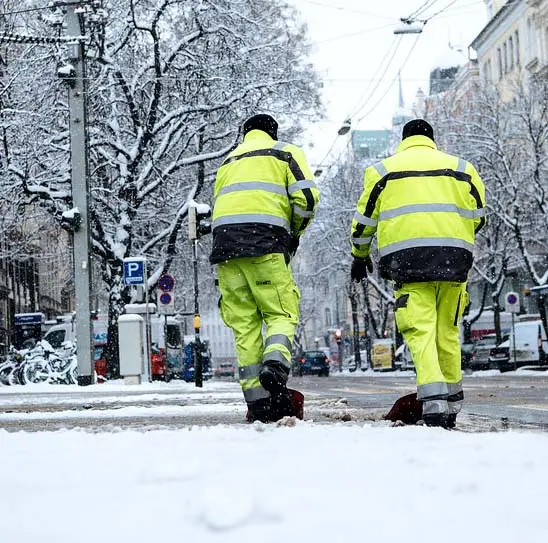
[394,20,424,34]
[338,118,351,135]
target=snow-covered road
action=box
[1,422,547,543]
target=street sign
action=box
[158,273,175,292]
[157,290,175,315]
[505,291,520,313]
[123,257,146,286]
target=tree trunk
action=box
[536,294,548,341]
[493,292,502,344]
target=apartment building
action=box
[471,0,547,93]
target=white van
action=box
[43,314,180,353]
[43,316,108,351]
[493,319,548,371]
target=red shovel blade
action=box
[384,392,422,425]
[288,388,304,420]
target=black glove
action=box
[289,236,300,257]
[351,256,373,283]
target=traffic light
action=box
[188,202,212,240]
[334,329,342,344]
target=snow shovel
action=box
[384,392,422,425]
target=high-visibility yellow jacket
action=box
[350,135,486,283]
[210,129,320,263]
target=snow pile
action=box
[1,424,547,543]
[0,379,239,395]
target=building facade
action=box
[471,0,548,93]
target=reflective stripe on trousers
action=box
[242,380,270,402]
[263,334,292,371]
[418,381,449,416]
[448,381,463,414]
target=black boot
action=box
[246,397,272,423]
[423,413,450,428]
[259,363,288,394]
[446,414,457,429]
[259,362,295,420]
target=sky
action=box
[288,0,489,167]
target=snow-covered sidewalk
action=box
[1,423,547,543]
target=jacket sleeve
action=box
[286,145,320,237]
[469,163,486,234]
[350,164,383,258]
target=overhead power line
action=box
[312,23,396,45]
[405,0,440,21]
[423,0,460,20]
[0,4,54,16]
[296,0,398,20]
[357,34,422,123]
[350,36,403,120]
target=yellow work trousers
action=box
[217,253,300,404]
[394,281,468,416]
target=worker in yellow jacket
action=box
[211,114,320,423]
[350,119,486,428]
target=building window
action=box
[546,26,548,64]
[497,47,503,78]
[483,59,493,82]
[508,36,514,69]
[325,307,331,328]
[503,42,508,73]
[515,30,520,65]
[527,17,537,63]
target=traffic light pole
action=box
[192,239,203,388]
[188,201,211,388]
[64,2,94,385]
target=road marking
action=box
[331,387,407,395]
[511,404,548,411]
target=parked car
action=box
[215,362,236,378]
[394,343,414,371]
[461,342,475,370]
[292,350,330,377]
[344,349,369,372]
[470,334,508,371]
[488,339,511,371]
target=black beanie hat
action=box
[243,114,278,140]
[402,119,435,142]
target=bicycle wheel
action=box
[22,359,51,384]
[0,363,14,385]
[348,357,358,373]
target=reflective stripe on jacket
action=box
[350,135,486,283]
[210,130,319,263]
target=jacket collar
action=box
[243,129,275,143]
[397,135,437,153]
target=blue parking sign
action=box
[123,257,146,285]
